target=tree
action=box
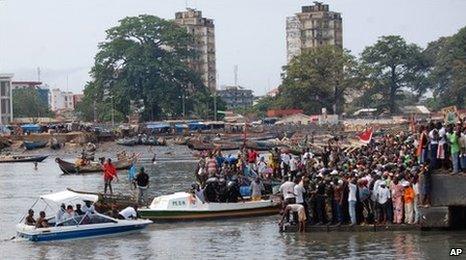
[78,15,215,122]
[12,88,52,119]
[276,45,361,114]
[359,35,429,114]
[426,27,466,108]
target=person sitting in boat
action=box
[279,204,306,232]
[217,178,228,202]
[55,203,66,224]
[63,205,76,220]
[204,177,219,202]
[35,211,49,228]
[75,204,84,215]
[118,206,137,220]
[226,180,244,203]
[82,200,95,214]
[25,209,36,226]
[192,184,205,203]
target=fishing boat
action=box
[23,140,48,150]
[0,154,48,163]
[116,137,138,146]
[187,140,239,151]
[55,158,132,174]
[16,190,152,242]
[138,192,280,221]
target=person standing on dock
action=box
[128,163,137,189]
[403,183,415,224]
[103,158,118,195]
[348,178,357,226]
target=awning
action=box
[40,190,99,204]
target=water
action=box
[1,146,465,259]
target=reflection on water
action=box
[1,148,465,259]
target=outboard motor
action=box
[204,177,219,202]
[217,178,228,202]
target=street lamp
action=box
[178,94,186,119]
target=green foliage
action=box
[426,27,466,108]
[78,15,213,122]
[276,45,361,114]
[358,36,429,114]
[12,88,52,118]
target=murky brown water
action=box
[1,146,465,259]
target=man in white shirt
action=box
[279,177,296,204]
[289,156,299,177]
[82,200,95,214]
[376,183,391,224]
[348,179,357,225]
[55,204,66,225]
[280,152,291,177]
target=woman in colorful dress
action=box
[391,178,405,224]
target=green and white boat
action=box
[138,192,280,221]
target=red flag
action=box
[358,128,373,144]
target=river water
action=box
[1,146,465,259]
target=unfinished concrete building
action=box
[286,2,343,63]
[175,8,217,91]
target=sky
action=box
[0,0,465,95]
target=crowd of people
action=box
[193,120,465,231]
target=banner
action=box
[441,106,458,124]
[358,128,373,144]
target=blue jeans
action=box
[452,152,460,174]
[460,154,466,171]
[349,200,356,225]
[333,200,343,223]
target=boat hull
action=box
[17,221,151,242]
[55,158,132,174]
[138,204,280,221]
[24,141,48,150]
[0,155,48,163]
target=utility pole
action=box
[213,92,217,121]
[234,65,238,86]
[111,96,115,127]
[181,93,186,119]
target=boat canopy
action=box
[40,190,98,204]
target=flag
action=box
[358,128,373,144]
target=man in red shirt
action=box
[247,149,258,172]
[103,158,118,195]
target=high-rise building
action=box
[175,8,217,91]
[0,74,14,124]
[218,85,254,110]
[50,88,74,112]
[286,2,343,63]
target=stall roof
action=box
[40,190,99,204]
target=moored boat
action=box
[55,158,132,174]
[23,140,48,150]
[138,192,280,221]
[16,190,152,242]
[116,137,138,146]
[0,154,48,163]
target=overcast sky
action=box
[0,0,465,95]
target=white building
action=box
[286,2,343,63]
[0,74,14,124]
[50,88,74,111]
[175,8,217,91]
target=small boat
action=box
[0,154,48,163]
[116,137,138,146]
[55,158,133,174]
[23,140,48,150]
[187,140,239,151]
[138,192,280,221]
[16,190,152,242]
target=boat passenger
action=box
[118,206,137,220]
[35,211,49,228]
[55,203,66,224]
[63,205,76,220]
[250,177,265,201]
[82,200,95,214]
[226,180,243,203]
[25,209,36,226]
[75,204,85,215]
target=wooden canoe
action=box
[0,155,48,163]
[55,158,132,174]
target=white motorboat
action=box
[138,192,281,221]
[16,190,152,242]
